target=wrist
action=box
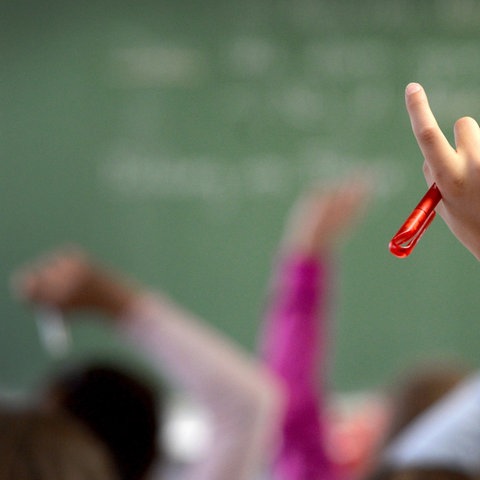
[88,269,139,318]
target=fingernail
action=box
[405,82,422,95]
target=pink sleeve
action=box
[118,293,284,480]
[260,253,338,480]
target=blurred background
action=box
[2,0,480,395]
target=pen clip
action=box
[389,183,442,258]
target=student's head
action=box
[0,408,117,480]
[385,359,470,442]
[41,361,161,480]
[367,467,479,480]
[363,360,473,480]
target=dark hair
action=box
[364,360,472,480]
[384,360,469,442]
[0,408,117,480]
[43,362,160,480]
[366,467,477,480]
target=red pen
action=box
[389,183,442,258]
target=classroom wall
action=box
[2,0,480,391]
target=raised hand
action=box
[405,82,480,259]
[280,173,374,256]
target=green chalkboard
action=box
[2,0,480,392]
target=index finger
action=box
[405,83,458,178]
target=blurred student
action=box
[368,370,480,480]
[362,82,480,480]
[259,173,474,480]
[0,408,117,480]
[259,174,378,480]
[12,248,284,480]
[40,361,161,480]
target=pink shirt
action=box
[261,254,339,480]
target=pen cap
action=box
[389,183,442,258]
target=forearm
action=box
[117,292,284,480]
[261,252,336,479]
[261,252,331,384]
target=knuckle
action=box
[417,125,438,146]
[451,174,465,190]
[440,171,466,195]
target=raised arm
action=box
[405,82,480,260]
[12,248,284,480]
[260,176,373,480]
